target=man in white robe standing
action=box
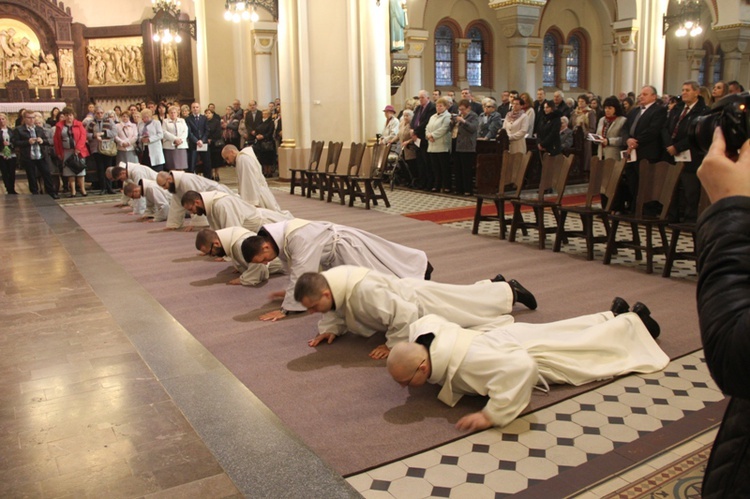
[156,170,234,231]
[240,218,433,321]
[123,178,171,222]
[194,227,284,286]
[107,162,157,212]
[293,265,537,359]
[387,306,668,431]
[181,190,292,234]
[222,144,288,214]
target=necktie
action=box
[672,106,689,139]
[29,127,41,160]
[629,107,645,136]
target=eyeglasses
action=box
[399,359,425,387]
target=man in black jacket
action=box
[186,101,211,177]
[665,81,708,222]
[695,126,750,498]
[410,90,436,190]
[12,110,58,198]
[243,100,263,146]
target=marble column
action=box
[493,2,542,94]
[404,29,428,97]
[612,20,638,94]
[713,27,750,82]
[558,44,573,91]
[193,0,210,105]
[455,38,471,90]
[251,24,278,105]
[707,54,721,86]
[686,49,705,83]
[526,38,541,94]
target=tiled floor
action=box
[3,168,712,498]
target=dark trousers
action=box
[91,153,114,192]
[429,152,451,191]
[669,170,701,223]
[415,144,432,190]
[454,151,476,195]
[0,156,17,194]
[188,149,211,177]
[22,157,56,195]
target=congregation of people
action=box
[0,97,283,198]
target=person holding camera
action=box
[696,126,750,497]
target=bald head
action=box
[222,144,239,165]
[156,171,171,188]
[387,342,430,386]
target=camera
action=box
[689,92,750,154]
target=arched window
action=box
[713,47,723,84]
[466,27,483,87]
[699,42,712,86]
[435,25,455,86]
[543,33,558,87]
[566,30,588,89]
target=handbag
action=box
[254,140,275,152]
[65,153,86,174]
[99,139,117,156]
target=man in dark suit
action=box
[243,100,263,147]
[12,110,58,198]
[666,80,708,222]
[460,88,483,116]
[620,85,668,211]
[410,90,436,190]
[533,88,546,135]
[497,91,511,119]
[186,101,211,177]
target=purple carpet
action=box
[63,191,701,475]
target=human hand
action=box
[197,140,203,148]
[268,290,286,300]
[697,127,750,203]
[666,145,677,156]
[308,333,336,347]
[260,309,287,322]
[227,277,241,285]
[455,411,493,431]
[368,344,391,359]
[182,226,195,232]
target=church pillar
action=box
[193,0,210,104]
[526,39,542,94]
[251,24,278,105]
[404,29,428,97]
[601,42,615,96]
[675,48,691,83]
[707,54,721,86]
[714,26,750,82]
[612,21,638,93]
[493,3,542,94]
[455,38,471,90]
[686,49,705,82]
[558,44,573,91]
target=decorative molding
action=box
[252,30,276,55]
[712,23,750,31]
[489,0,546,8]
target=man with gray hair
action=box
[553,90,571,119]
[86,105,116,194]
[478,98,502,140]
[156,170,234,230]
[410,90,436,190]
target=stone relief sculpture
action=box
[59,48,75,86]
[0,25,60,88]
[86,43,145,86]
[160,42,179,82]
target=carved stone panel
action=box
[86,37,145,86]
[0,19,59,89]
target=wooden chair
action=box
[662,187,711,278]
[289,140,324,196]
[553,156,627,260]
[603,160,684,274]
[326,142,366,204]
[348,143,391,209]
[471,151,532,240]
[306,141,343,199]
[508,154,574,249]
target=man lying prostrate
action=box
[107,162,157,211]
[155,170,235,231]
[222,144,289,215]
[122,178,172,222]
[241,218,433,321]
[387,301,667,431]
[293,265,537,359]
[181,190,292,234]
[195,227,285,286]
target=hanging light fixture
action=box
[151,0,196,43]
[225,0,260,22]
[663,0,703,38]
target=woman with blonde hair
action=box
[425,96,453,193]
[503,96,529,154]
[115,111,139,165]
[520,91,536,137]
[162,105,188,170]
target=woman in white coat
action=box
[425,96,453,193]
[162,105,188,171]
[115,111,139,165]
[138,109,165,171]
[503,97,529,154]
[595,96,627,161]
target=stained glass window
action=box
[435,25,453,87]
[543,33,557,87]
[467,27,483,87]
[566,36,580,88]
[713,49,723,85]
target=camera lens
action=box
[689,113,719,155]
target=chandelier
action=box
[225,0,260,23]
[663,0,703,38]
[150,0,196,43]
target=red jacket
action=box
[54,120,90,159]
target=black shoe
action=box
[509,279,537,310]
[611,297,630,316]
[50,193,60,199]
[491,274,506,283]
[632,302,660,339]
[424,262,434,281]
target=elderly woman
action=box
[138,109,165,171]
[180,104,190,120]
[380,105,399,149]
[254,109,277,177]
[54,107,89,197]
[115,111,139,165]
[537,100,562,156]
[573,94,597,170]
[222,105,241,148]
[397,109,417,184]
[425,96,453,193]
[595,96,627,161]
[478,98,502,140]
[162,105,188,171]
[503,96,529,154]
[453,98,479,196]
[0,113,17,194]
[560,116,574,151]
